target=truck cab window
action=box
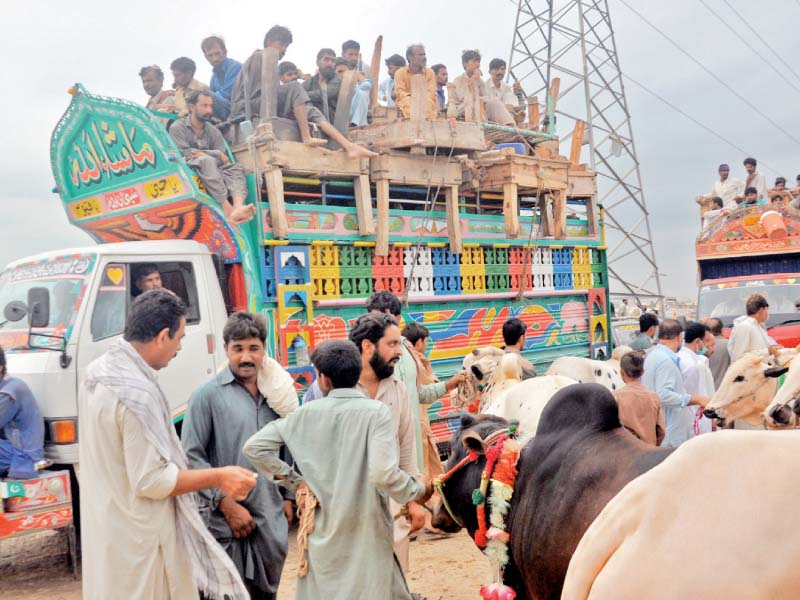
[130,261,200,324]
[91,263,128,341]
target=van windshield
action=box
[698,280,800,328]
[0,255,95,351]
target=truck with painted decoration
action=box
[0,82,609,478]
[696,204,800,346]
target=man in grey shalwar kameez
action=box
[243,340,431,600]
[183,312,295,600]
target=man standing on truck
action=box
[0,346,45,480]
[734,157,768,205]
[696,163,742,210]
[170,90,256,225]
[79,290,257,600]
[183,312,293,600]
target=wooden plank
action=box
[503,182,519,238]
[410,74,428,122]
[369,152,461,187]
[552,189,567,239]
[570,120,586,165]
[259,48,280,121]
[537,195,553,237]
[369,35,383,111]
[264,168,287,238]
[567,167,597,197]
[233,139,366,178]
[549,77,561,115]
[375,179,390,256]
[446,83,458,119]
[528,96,539,131]
[333,70,358,136]
[349,119,485,151]
[445,186,462,253]
[354,174,375,236]
[585,195,599,236]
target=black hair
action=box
[502,317,527,346]
[139,65,164,80]
[639,312,659,333]
[684,321,710,344]
[657,318,683,341]
[186,89,213,105]
[745,186,758,196]
[349,313,398,354]
[134,263,160,282]
[316,47,336,62]
[772,194,784,203]
[405,44,424,62]
[342,40,360,53]
[334,57,350,68]
[0,345,5,378]
[746,294,769,316]
[170,57,196,75]
[488,58,506,71]
[620,351,644,379]
[776,177,787,186]
[311,340,362,388]
[707,318,723,336]
[124,289,187,343]
[431,63,446,76]
[385,53,407,67]
[402,322,429,346]
[711,196,723,208]
[264,25,293,48]
[223,311,267,345]
[365,290,402,316]
[461,49,481,67]
[279,61,298,76]
[743,157,757,167]
[201,35,226,53]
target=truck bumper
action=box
[45,443,79,465]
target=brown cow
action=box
[432,383,671,600]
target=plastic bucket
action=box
[760,210,787,240]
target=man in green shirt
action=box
[630,313,658,351]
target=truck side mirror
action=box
[27,287,51,328]
[3,300,28,323]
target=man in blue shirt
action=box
[642,319,709,448]
[378,54,406,108]
[202,35,242,121]
[0,346,45,480]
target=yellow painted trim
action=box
[427,242,446,248]
[284,176,321,185]
[354,241,376,247]
[311,240,334,246]
[393,242,412,247]
[493,243,511,248]
[263,240,290,246]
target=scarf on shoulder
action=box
[85,339,248,600]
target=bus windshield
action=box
[0,255,95,351]
[697,281,800,328]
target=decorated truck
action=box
[0,82,610,479]
[696,204,800,346]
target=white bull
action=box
[562,431,800,599]
[545,354,624,392]
[703,353,787,427]
[764,352,800,427]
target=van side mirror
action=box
[3,300,28,323]
[27,287,51,328]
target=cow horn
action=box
[461,431,487,454]
[763,365,789,378]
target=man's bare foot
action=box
[228,205,255,225]
[303,137,329,147]
[344,142,378,159]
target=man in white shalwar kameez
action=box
[244,340,431,600]
[79,290,258,600]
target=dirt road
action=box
[1,528,488,599]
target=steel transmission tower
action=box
[508,0,664,307]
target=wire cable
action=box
[617,0,800,148]
[698,0,800,94]
[720,0,800,85]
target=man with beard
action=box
[182,312,294,600]
[393,44,438,120]
[169,90,255,224]
[304,48,341,122]
[349,312,421,575]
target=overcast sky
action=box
[2,0,799,301]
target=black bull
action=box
[432,383,672,600]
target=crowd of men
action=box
[138,25,533,226]
[614,292,777,448]
[697,158,800,229]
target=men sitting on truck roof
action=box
[432,63,448,111]
[696,163,741,210]
[229,26,376,158]
[278,61,300,83]
[734,157,768,205]
[341,39,369,72]
[452,50,515,126]
[133,263,163,296]
[393,44,438,120]
[0,345,46,480]
[378,54,406,108]
[303,48,340,122]
[702,197,728,230]
[740,186,765,207]
[486,58,526,124]
[170,90,256,224]
[771,194,786,209]
[202,36,242,122]
[140,65,176,112]
[171,57,210,117]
